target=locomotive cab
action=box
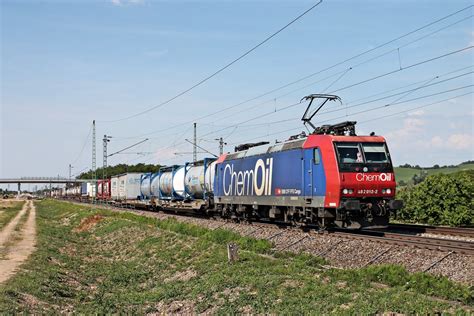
[332,137,403,228]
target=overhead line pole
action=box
[92,120,96,200]
[103,135,112,179]
[193,123,197,162]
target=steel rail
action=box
[331,230,474,255]
[387,223,474,238]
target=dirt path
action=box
[0,201,37,284]
[0,200,28,247]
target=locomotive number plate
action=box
[357,189,378,194]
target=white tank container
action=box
[172,166,186,197]
[159,171,173,196]
[140,173,152,199]
[185,165,205,198]
[150,173,160,197]
[87,182,95,198]
[204,160,217,193]
[118,173,143,200]
[111,176,119,200]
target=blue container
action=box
[81,183,88,196]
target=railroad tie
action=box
[423,251,454,272]
[279,235,308,252]
[267,231,286,241]
[246,228,259,237]
[317,240,344,257]
[363,246,393,267]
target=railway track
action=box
[331,229,474,255]
[386,223,474,238]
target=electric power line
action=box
[115,8,473,140]
[226,90,473,146]
[100,0,324,123]
[71,123,93,165]
[195,48,474,138]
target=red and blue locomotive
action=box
[213,130,402,228]
[212,95,402,228]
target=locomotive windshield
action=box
[361,143,389,163]
[334,142,392,172]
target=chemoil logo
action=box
[223,158,273,196]
[355,173,392,182]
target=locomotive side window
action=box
[313,148,320,164]
[335,143,363,163]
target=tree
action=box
[78,163,162,179]
[396,171,474,226]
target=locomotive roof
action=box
[225,134,387,161]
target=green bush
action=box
[395,171,474,226]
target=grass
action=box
[0,200,24,230]
[0,199,472,314]
[395,163,474,185]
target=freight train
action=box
[56,95,403,229]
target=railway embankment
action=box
[0,199,472,313]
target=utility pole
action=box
[92,120,96,199]
[68,164,73,194]
[103,135,112,179]
[69,164,73,180]
[215,137,227,155]
[193,123,197,162]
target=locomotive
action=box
[65,95,403,229]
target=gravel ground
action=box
[81,203,474,285]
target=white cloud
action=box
[427,134,474,150]
[429,136,443,148]
[110,0,144,6]
[446,134,474,150]
[384,116,425,149]
[154,146,179,162]
[407,109,425,117]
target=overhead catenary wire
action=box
[196,48,474,138]
[111,5,473,139]
[224,73,474,129]
[344,64,473,105]
[226,90,473,147]
[358,91,473,125]
[126,66,473,165]
[71,123,93,165]
[100,6,474,166]
[100,0,324,123]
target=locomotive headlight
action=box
[343,189,349,194]
[382,189,386,194]
[386,188,392,194]
[348,189,353,194]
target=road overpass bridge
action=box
[0,177,96,184]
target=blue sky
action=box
[1,0,473,182]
